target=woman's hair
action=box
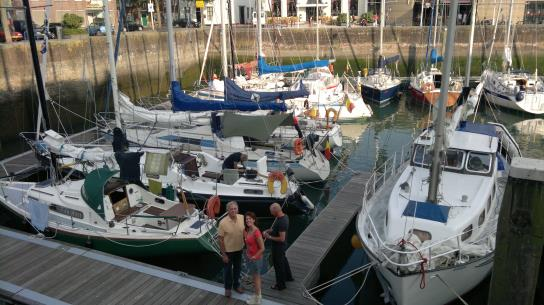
[244,211,257,231]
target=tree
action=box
[63,13,84,28]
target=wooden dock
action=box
[260,172,372,305]
[0,227,283,305]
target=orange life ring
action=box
[293,138,304,156]
[325,108,339,129]
[267,171,288,194]
[206,195,221,219]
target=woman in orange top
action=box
[244,212,265,305]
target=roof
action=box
[81,168,118,220]
[456,121,497,137]
[402,200,450,223]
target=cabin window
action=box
[444,149,465,170]
[410,229,432,242]
[478,210,485,227]
[50,204,84,219]
[244,189,264,195]
[412,145,432,166]
[461,224,473,241]
[466,152,492,174]
[487,196,492,213]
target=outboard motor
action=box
[516,85,526,102]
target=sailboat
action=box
[408,0,463,107]
[0,0,220,257]
[356,1,522,304]
[482,0,544,114]
[360,0,402,105]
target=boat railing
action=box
[360,142,498,269]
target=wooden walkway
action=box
[260,172,372,305]
[0,227,283,305]
[0,128,103,177]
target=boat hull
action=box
[484,88,544,115]
[361,83,400,105]
[409,85,460,107]
[365,247,494,305]
[183,191,310,216]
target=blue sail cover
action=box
[170,81,287,112]
[430,49,443,64]
[258,56,330,75]
[377,55,400,68]
[224,78,309,103]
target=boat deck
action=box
[0,227,282,305]
[260,172,372,305]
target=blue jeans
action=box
[224,250,242,290]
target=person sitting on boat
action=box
[222,152,248,172]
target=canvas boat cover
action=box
[258,56,330,75]
[224,78,309,103]
[221,112,294,141]
[170,81,287,112]
[377,55,400,68]
[82,168,119,220]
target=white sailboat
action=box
[356,2,522,304]
[481,0,544,115]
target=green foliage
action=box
[336,13,347,25]
[360,11,374,23]
[63,13,84,29]
[62,28,87,35]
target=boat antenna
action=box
[427,0,459,204]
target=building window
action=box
[349,0,358,17]
[271,0,281,16]
[206,7,213,19]
[331,0,340,16]
[287,0,297,17]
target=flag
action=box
[324,140,332,160]
[345,96,355,113]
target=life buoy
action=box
[325,108,339,129]
[293,138,304,156]
[267,171,288,195]
[206,195,221,219]
[422,82,435,92]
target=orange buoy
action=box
[206,195,221,219]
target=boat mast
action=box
[22,0,51,132]
[427,0,458,204]
[227,0,236,78]
[504,0,514,73]
[35,0,53,139]
[464,0,477,87]
[486,0,503,67]
[256,0,263,57]
[102,0,122,129]
[165,0,177,82]
[198,16,215,85]
[316,0,319,59]
[432,0,440,49]
[424,0,436,70]
[220,0,229,78]
[379,0,384,57]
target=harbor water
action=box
[1,59,544,304]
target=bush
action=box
[63,13,83,29]
[360,12,374,24]
[336,13,347,25]
[62,28,87,35]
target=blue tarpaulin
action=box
[258,56,329,75]
[456,121,497,137]
[430,49,443,64]
[402,200,450,223]
[170,81,287,112]
[224,78,309,103]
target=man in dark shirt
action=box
[222,152,248,170]
[263,203,294,290]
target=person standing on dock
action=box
[219,201,245,297]
[264,203,294,290]
[244,211,265,305]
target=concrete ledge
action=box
[510,157,544,182]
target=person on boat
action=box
[222,152,248,171]
[263,203,294,290]
[112,127,129,152]
[244,211,265,305]
[218,201,245,297]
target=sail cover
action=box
[224,78,309,103]
[377,55,400,68]
[221,112,294,141]
[171,81,287,112]
[258,56,329,75]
